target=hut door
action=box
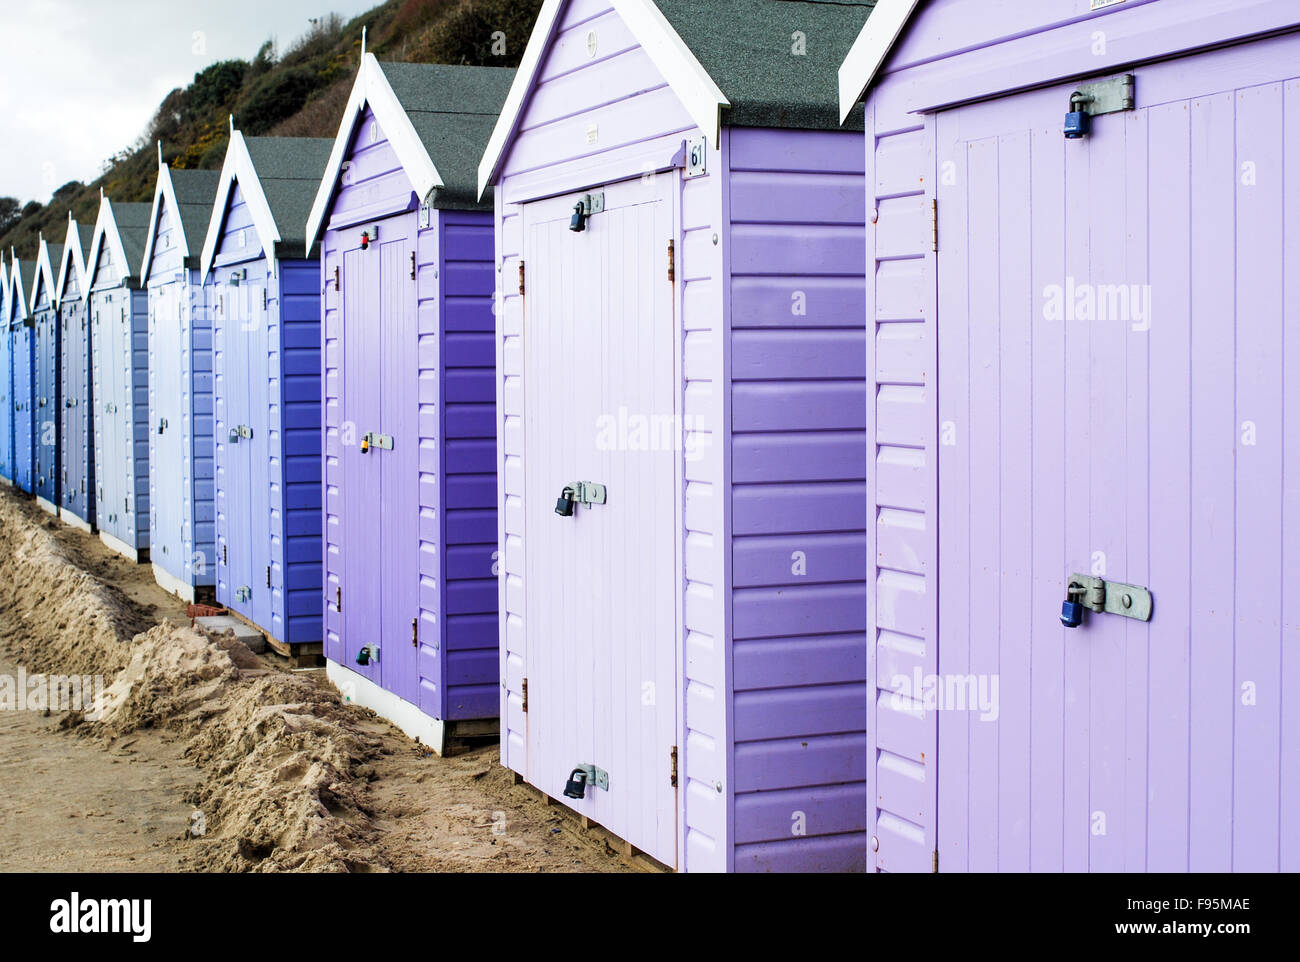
[936,46,1299,871]
[94,297,116,535]
[150,284,183,566]
[220,279,254,622]
[340,214,420,704]
[245,273,274,634]
[522,177,679,866]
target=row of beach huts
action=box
[1,0,1297,873]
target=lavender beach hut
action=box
[305,58,514,753]
[8,252,37,494]
[839,0,1300,872]
[200,130,333,651]
[31,236,64,515]
[140,160,221,601]
[86,195,154,563]
[478,0,874,871]
[55,216,96,531]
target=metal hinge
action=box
[521,677,528,713]
[334,265,340,290]
[410,252,416,281]
[668,240,675,282]
[931,199,939,253]
[222,544,227,566]
[518,261,525,296]
[411,617,418,648]
[263,288,268,310]
[336,585,342,613]
[670,746,678,788]
[266,565,271,589]
[933,849,939,873]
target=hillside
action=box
[0,0,540,260]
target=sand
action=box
[0,487,632,873]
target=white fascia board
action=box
[139,163,183,286]
[32,238,58,312]
[200,130,282,278]
[838,0,920,123]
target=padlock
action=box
[569,202,588,233]
[355,645,372,667]
[563,768,588,799]
[360,435,370,454]
[555,486,576,517]
[1064,93,1092,139]
[1060,599,1084,629]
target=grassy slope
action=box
[1,0,539,259]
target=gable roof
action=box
[55,216,94,302]
[139,164,222,283]
[8,252,36,324]
[837,0,919,122]
[200,131,334,277]
[305,56,516,245]
[0,259,8,324]
[87,197,153,291]
[31,239,64,312]
[478,0,874,197]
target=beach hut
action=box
[30,237,64,515]
[140,160,221,601]
[55,217,96,531]
[0,259,11,484]
[838,0,1300,872]
[7,252,36,494]
[304,57,514,752]
[477,0,873,871]
[200,130,333,653]
[86,196,154,562]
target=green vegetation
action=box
[1,0,540,259]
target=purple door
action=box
[936,40,1299,871]
[522,177,679,866]
[217,278,253,620]
[340,213,419,704]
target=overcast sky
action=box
[0,0,377,204]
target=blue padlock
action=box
[1060,599,1084,628]
[1064,110,1090,138]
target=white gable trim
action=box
[476,0,729,199]
[139,162,185,286]
[200,129,282,278]
[838,0,921,123]
[304,54,445,246]
[55,217,88,302]
[8,254,28,324]
[31,238,59,312]
[0,261,8,323]
[86,195,131,290]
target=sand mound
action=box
[0,493,389,872]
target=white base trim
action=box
[59,510,93,534]
[36,497,59,516]
[327,660,446,755]
[152,563,197,604]
[99,529,144,564]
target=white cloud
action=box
[0,0,377,203]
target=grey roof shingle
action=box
[378,62,516,209]
[243,137,334,258]
[654,0,874,131]
[111,201,154,279]
[168,168,222,264]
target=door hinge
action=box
[336,585,342,613]
[266,565,271,589]
[334,265,340,290]
[933,849,939,873]
[670,745,678,788]
[410,251,416,281]
[667,240,675,282]
[931,198,939,253]
[411,617,418,648]
[521,677,528,713]
[263,288,268,310]
[222,544,227,566]
[518,261,525,296]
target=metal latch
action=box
[563,763,609,799]
[235,586,252,603]
[228,424,254,443]
[568,481,606,507]
[1071,74,1135,118]
[362,432,394,451]
[1065,574,1152,623]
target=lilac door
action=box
[34,309,58,503]
[150,283,184,569]
[92,294,119,534]
[522,178,678,866]
[936,41,1300,871]
[339,213,419,704]
[62,298,92,521]
[217,278,254,621]
[245,273,273,634]
[13,324,34,492]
